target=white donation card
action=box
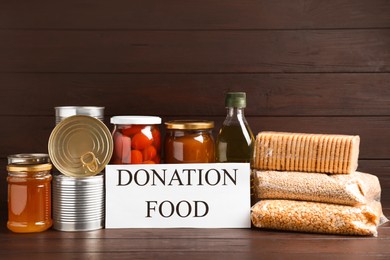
[105,163,251,228]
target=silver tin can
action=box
[55,106,104,124]
[52,173,104,231]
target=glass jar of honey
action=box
[164,120,215,163]
[7,154,53,233]
[110,116,162,164]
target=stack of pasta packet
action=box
[250,131,388,236]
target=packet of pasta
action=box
[251,199,387,236]
[252,170,381,206]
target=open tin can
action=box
[48,115,113,177]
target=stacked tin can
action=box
[49,106,112,231]
[55,106,105,125]
[52,174,105,231]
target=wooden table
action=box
[1,207,389,259]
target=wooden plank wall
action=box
[0,0,390,213]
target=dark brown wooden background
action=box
[0,0,390,217]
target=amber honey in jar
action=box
[110,116,162,164]
[7,154,53,233]
[164,120,215,163]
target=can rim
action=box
[53,220,103,232]
[55,106,105,118]
[110,116,162,125]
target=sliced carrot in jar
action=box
[143,145,157,161]
[151,128,161,151]
[153,154,161,164]
[131,132,153,150]
[130,150,143,164]
[122,125,145,137]
[143,160,155,164]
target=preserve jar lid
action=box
[165,120,214,130]
[48,115,113,177]
[8,153,50,165]
[7,163,52,172]
[110,116,162,125]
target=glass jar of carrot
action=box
[110,116,162,164]
[7,154,53,233]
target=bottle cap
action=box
[225,92,247,108]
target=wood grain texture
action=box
[0,159,385,209]
[1,73,390,116]
[0,116,389,159]
[0,0,389,30]
[1,0,390,258]
[0,223,389,259]
[0,30,389,73]
[1,232,390,253]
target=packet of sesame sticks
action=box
[251,199,387,236]
[252,170,381,206]
[252,132,360,174]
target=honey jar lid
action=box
[110,116,161,125]
[8,153,50,165]
[7,154,52,172]
[7,163,52,172]
[48,115,113,177]
[165,120,214,130]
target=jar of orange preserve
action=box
[7,154,52,233]
[110,116,162,164]
[164,120,215,163]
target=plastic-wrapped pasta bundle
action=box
[251,200,385,236]
[250,130,388,236]
[252,170,381,206]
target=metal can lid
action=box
[8,153,50,165]
[55,106,105,118]
[110,116,161,125]
[165,120,214,130]
[48,115,113,177]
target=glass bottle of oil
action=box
[216,92,255,163]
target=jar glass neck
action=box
[8,170,51,178]
[167,129,212,137]
[227,107,245,118]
